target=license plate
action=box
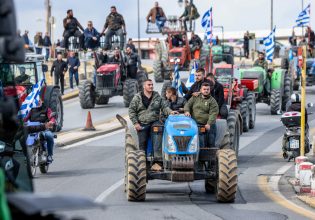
[289,139,299,149]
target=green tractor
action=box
[239,67,292,115]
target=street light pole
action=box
[137,0,141,56]
[271,0,273,31]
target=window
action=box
[0,63,37,86]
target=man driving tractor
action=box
[189,32,202,59]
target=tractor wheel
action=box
[246,92,256,129]
[126,150,147,201]
[282,73,292,112]
[95,96,109,105]
[216,149,238,203]
[39,163,49,174]
[205,180,216,194]
[79,80,95,109]
[124,132,138,192]
[220,130,231,149]
[153,60,163,83]
[123,79,139,107]
[137,70,148,92]
[48,87,64,132]
[270,89,281,115]
[227,111,240,155]
[161,80,172,99]
[240,101,250,132]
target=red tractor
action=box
[79,50,148,108]
[153,19,199,83]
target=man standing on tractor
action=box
[129,79,177,170]
[253,51,268,72]
[179,0,200,31]
[184,68,212,100]
[146,1,167,33]
[125,46,141,79]
[51,54,68,95]
[189,32,202,59]
[184,82,219,147]
[24,96,56,163]
[206,73,227,118]
[63,9,84,50]
[165,87,186,112]
[101,6,126,50]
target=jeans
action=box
[182,16,192,31]
[43,130,54,156]
[156,17,166,32]
[54,74,65,95]
[45,48,50,61]
[104,28,124,50]
[85,37,99,49]
[137,123,152,153]
[35,47,42,55]
[69,71,79,89]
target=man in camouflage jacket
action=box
[101,6,126,50]
[129,79,177,157]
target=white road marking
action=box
[62,129,124,150]
[95,178,124,203]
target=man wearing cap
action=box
[63,9,84,50]
[101,6,126,50]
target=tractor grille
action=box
[96,73,115,88]
[173,136,192,152]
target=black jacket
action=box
[211,80,225,108]
[51,60,68,77]
[125,52,141,67]
[43,36,52,47]
[184,79,212,100]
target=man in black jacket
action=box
[125,46,141,79]
[189,32,202,58]
[51,54,68,95]
[206,73,227,118]
[63,9,84,50]
[184,68,212,100]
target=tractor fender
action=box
[116,114,139,150]
[271,68,285,91]
[215,119,228,148]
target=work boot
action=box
[47,155,53,164]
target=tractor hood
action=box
[97,64,119,74]
[4,86,28,105]
[164,115,198,137]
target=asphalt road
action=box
[34,86,315,219]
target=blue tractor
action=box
[116,114,237,203]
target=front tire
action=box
[246,92,256,129]
[216,149,238,203]
[240,101,250,132]
[282,73,292,111]
[227,111,240,155]
[123,79,139,107]
[270,89,281,115]
[79,80,95,109]
[48,87,64,132]
[126,150,147,201]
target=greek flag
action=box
[18,79,45,119]
[263,27,276,62]
[172,62,183,96]
[296,4,311,27]
[186,60,198,89]
[201,7,213,43]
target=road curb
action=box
[62,90,79,101]
[56,125,123,147]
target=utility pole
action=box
[45,0,52,37]
[271,0,273,31]
[137,0,141,56]
[302,0,304,35]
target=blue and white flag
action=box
[186,60,198,90]
[296,4,311,27]
[201,7,213,43]
[18,79,45,119]
[172,62,183,96]
[263,27,276,62]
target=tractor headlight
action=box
[166,135,176,153]
[188,135,198,153]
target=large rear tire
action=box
[220,130,230,149]
[216,149,238,203]
[282,73,292,112]
[153,60,163,83]
[123,79,139,107]
[126,150,147,201]
[39,163,49,174]
[227,111,240,155]
[124,132,138,192]
[246,92,256,129]
[270,89,281,115]
[240,101,250,132]
[48,87,64,132]
[79,80,95,109]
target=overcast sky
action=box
[15,0,314,42]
